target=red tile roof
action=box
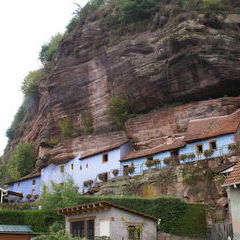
[79,140,129,160]
[120,137,185,161]
[6,171,41,185]
[58,201,158,221]
[185,110,240,142]
[223,162,240,186]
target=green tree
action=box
[60,117,75,139]
[21,69,44,96]
[118,0,159,23]
[10,143,37,177]
[109,96,136,129]
[39,33,63,64]
[41,179,80,211]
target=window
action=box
[80,165,82,171]
[209,140,217,151]
[128,225,141,240]
[196,144,203,154]
[102,154,108,163]
[71,164,74,170]
[60,165,65,173]
[71,219,95,239]
[123,165,129,176]
[32,179,36,185]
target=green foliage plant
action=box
[10,143,37,178]
[145,159,155,168]
[21,69,44,96]
[154,159,160,167]
[180,154,188,162]
[181,0,201,11]
[39,33,63,65]
[118,0,159,23]
[41,179,80,211]
[81,110,94,134]
[60,117,75,139]
[32,230,79,240]
[187,153,196,161]
[109,95,136,129]
[202,0,223,9]
[228,143,239,154]
[98,172,108,182]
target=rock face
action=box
[4,2,240,162]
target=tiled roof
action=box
[120,137,185,161]
[6,171,41,185]
[0,225,32,234]
[58,201,158,221]
[185,110,240,142]
[223,162,240,186]
[79,140,129,160]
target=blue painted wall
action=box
[120,134,236,175]
[41,143,131,192]
[8,176,41,201]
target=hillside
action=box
[3,0,240,173]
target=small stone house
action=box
[0,225,33,240]
[223,162,240,239]
[58,201,158,240]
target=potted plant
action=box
[145,159,155,168]
[98,172,108,182]
[128,163,135,174]
[112,169,119,177]
[180,154,188,162]
[204,149,214,158]
[83,180,93,188]
[228,143,240,154]
[163,157,172,166]
[187,153,195,161]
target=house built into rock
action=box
[7,110,240,200]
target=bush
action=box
[60,117,75,139]
[181,0,201,11]
[163,157,172,166]
[21,69,44,96]
[32,230,78,240]
[98,172,108,182]
[41,179,80,211]
[0,210,62,232]
[47,138,61,147]
[180,154,188,162]
[145,159,155,168]
[81,111,94,134]
[109,96,136,129]
[187,153,196,161]
[118,0,159,23]
[154,159,160,166]
[202,0,223,9]
[39,33,63,64]
[10,143,37,178]
[112,169,119,177]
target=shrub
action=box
[83,180,94,188]
[49,221,65,233]
[112,169,119,177]
[39,33,63,64]
[21,69,44,96]
[32,230,77,240]
[203,149,214,158]
[0,210,62,232]
[228,143,240,153]
[154,159,161,166]
[118,0,159,23]
[181,0,201,11]
[10,143,37,178]
[81,110,94,134]
[109,95,136,129]
[60,117,75,139]
[41,179,80,211]
[202,0,223,9]
[47,138,61,147]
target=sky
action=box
[0,0,88,155]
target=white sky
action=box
[0,0,88,155]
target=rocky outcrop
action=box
[4,2,240,162]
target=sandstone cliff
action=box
[5,1,240,165]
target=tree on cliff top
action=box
[39,33,63,65]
